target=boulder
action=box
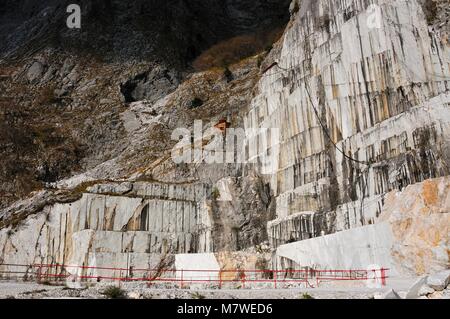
[428,291,444,299]
[418,285,435,296]
[398,291,408,299]
[427,270,450,291]
[27,61,45,83]
[406,276,428,299]
[379,179,450,275]
[128,291,143,299]
[375,289,401,299]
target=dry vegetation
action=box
[422,0,438,24]
[0,87,84,208]
[35,85,58,106]
[192,27,285,71]
[0,52,132,208]
[102,286,127,299]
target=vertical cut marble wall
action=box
[0,182,212,277]
[243,0,450,247]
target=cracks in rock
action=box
[33,219,47,264]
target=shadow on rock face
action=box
[0,0,291,68]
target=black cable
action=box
[261,63,370,166]
[302,78,370,166]
[256,4,450,168]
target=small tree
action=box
[292,2,300,14]
[190,97,204,109]
[102,286,127,299]
[224,67,233,82]
[211,187,220,201]
[191,292,206,299]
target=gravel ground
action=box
[0,278,419,299]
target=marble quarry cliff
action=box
[0,0,449,281]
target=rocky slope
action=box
[0,0,290,207]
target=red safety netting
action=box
[0,263,388,289]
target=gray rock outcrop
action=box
[427,270,450,291]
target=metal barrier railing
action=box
[0,263,389,289]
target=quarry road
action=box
[0,278,419,299]
[0,281,62,298]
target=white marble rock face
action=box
[0,182,212,278]
[243,0,450,246]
